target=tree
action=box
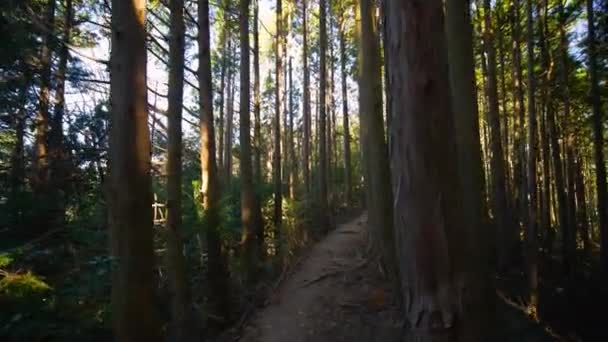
[239,0,260,280]
[274,0,284,248]
[358,0,394,272]
[199,0,230,320]
[319,0,329,227]
[445,0,493,338]
[386,0,484,339]
[165,0,189,338]
[109,0,161,340]
[253,0,262,185]
[483,0,512,270]
[338,10,351,204]
[587,0,608,275]
[525,0,539,316]
[302,0,311,194]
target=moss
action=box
[0,271,52,301]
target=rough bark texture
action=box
[445,0,493,339]
[483,0,512,271]
[165,0,189,339]
[587,0,608,275]
[109,1,161,340]
[302,0,311,194]
[386,0,480,339]
[359,0,394,275]
[199,0,230,320]
[525,0,539,314]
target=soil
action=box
[233,213,562,342]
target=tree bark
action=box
[253,0,262,185]
[224,68,234,182]
[525,0,539,315]
[274,0,284,250]
[109,0,161,340]
[339,20,351,204]
[587,0,608,275]
[199,0,231,320]
[165,0,189,338]
[288,58,297,199]
[302,0,311,195]
[359,0,394,274]
[445,0,493,338]
[386,0,482,339]
[484,0,512,270]
[319,0,329,228]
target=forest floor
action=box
[229,212,561,342]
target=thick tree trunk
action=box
[224,70,234,182]
[484,0,512,270]
[359,0,394,274]
[575,154,591,258]
[445,0,493,339]
[218,11,229,174]
[302,0,311,195]
[587,0,608,275]
[525,0,539,315]
[199,0,231,320]
[165,0,189,339]
[288,58,297,199]
[386,0,483,339]
[109,0,161,340]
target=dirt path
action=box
[239,213,401,342]
[238,212,558,342]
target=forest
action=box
[1,0,607,341]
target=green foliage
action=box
[0,272,51,301]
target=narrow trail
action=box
[238,212,558,342]
[239,212,401,342]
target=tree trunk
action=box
[302,0,311,195]
[274,0,284,250]
[50,0,72,209]
[525,0,539,315]
[224,69,234,183]
[575,153,591,258]
[587,0,608,275]
[240,0,261,282]
[34,0,55,195]
[253,0,262,185]
[288,58,297,199]
[218,8,229,174]
[319,0,329,228]
[109,0,161,340]
[445,0,493,338]
[10,78,28,202]
[386,0,482,339]
[199,0,230,320]
[484,0,512,270]
[359,0,394,274]
[339,22,351,204]
[165,0,189,338]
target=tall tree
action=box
[339,12,351,204]
[239,0,260,281]
[445,0,493,338]
[274,0,283,249]
[109,0,161,340]
[34,0,55,195]
[302,0,311,194]
[587,0,608,274]
[525,0,539,316]
[358,0,394,272]
[199,0,230,320]
[319,0,329,227]
[386,0,483,339]
[165,0,189,338]
[483,0,512,270]
[288,57,297,199]
[253,0,262,184]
